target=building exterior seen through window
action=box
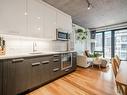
[115,30,127,60]
[95,33,103,51]
[104,31,111,59]
[95,29,127,60]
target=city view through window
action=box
[95,29,127,60]
[115,30,127,60]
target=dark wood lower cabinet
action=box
[40,56,52,83]
[51,62,61,79]
[15,59,30,94]
[0,61,2,95]
[1,52,77,95]
[3,60,16,95]
[51,55,61,79]
[28,57,42,89]
[2,58,30,95]
[72,52,77,71]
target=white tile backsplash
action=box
[52,41,67,52]
[1,34,68,54]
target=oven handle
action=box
[53,68,60,72]
[65,68,70,72]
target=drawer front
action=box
[51,55,61,79]
[53,54,61,58]
[52,66,61,79]
[52,58,61,68]
[41,56,52,65]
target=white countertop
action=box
[0,51,76,60]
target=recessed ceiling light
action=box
[88,4,92,10]
[86,0,92,10]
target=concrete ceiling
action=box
[43,0,127,28]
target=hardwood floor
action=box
[27,65,116,95]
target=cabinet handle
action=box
[32,62,41,66]
[41,61,49,64]
[53,68,60,72]
[53,59,59,62]
[65,69,70,72]
[12,58,24,63]
[53,55,59,57]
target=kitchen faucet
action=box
[33,42,37,52]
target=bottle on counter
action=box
[0,36,2,53]
[0,36,6,55]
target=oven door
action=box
[61,53,72,70]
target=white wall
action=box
[1,34,68,55]
[73,24,91,54]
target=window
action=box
[121,35,127,42]
[104,31,111,58]
[95,33,103,51]
[121,44,127,50]
[95,29,127,60]
[115,29,127,60]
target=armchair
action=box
[77,50,108,68]
[77,50,94,68]
[77,54,93,68]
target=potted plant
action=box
[89,52,102,58]
[75,28,88,43]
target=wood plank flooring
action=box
[27,65,116,95]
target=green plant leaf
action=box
[75,28,89,42]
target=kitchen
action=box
[1,0,127,95]
[0,0,77,95]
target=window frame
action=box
[95,28,127,61]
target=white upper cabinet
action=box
[56,10,72,33]
[43,2,57,40]
[66,15,72,33]
[56,11,67,32]
[27,0,44,38]
[0,0,72,39]
[0,0,27,36]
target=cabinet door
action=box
[28,57,41,88]
[0,0,27,36]
[28,0,44,38]
[56,11,65,31]
[3,60,16,95]
[3,59,30,95]
[15,58,30,94]
[66,15,72,33]
[43,4,56,40]
[56,10,72,33]
[0,62,2,95]
[40,56,52,83]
